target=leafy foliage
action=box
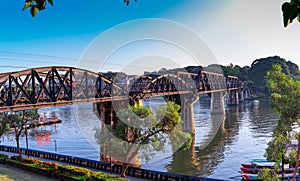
[95,102,192,177]
[22,0,140,17]
[266,64,300,120]
[282,0,300,27]
[248,56,300,95]
[265,128,290,162]
[7,110,40,158]
[265,64,300,180]
[10,157,128,180]
[258,168,280,181]
[22,0,54,17]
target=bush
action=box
[0,153,8,163]
[10,155,21,161]
[22,157,39,164]
[2,156,127,181]
[0,153,8,158]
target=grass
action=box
[0,164,57,181]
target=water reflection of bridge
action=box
[166,106,239,174]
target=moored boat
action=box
[241,159,276,169]
[240,167,294,174]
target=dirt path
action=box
[0,164,57,181]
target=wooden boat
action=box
[241,159,276,169]
[240,167,294,174]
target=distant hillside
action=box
[248,56,300,94]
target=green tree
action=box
[282,0,300,27]
[265,64,300,180]
[258,168,280,181]
[95,102,192,177]
[9,110,39,159]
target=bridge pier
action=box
[243,88,251,100]
[238,90,244,102]
[210,91,226,115]
[227,90,239,106]
[95,100,141,167]
[167,94,199,135]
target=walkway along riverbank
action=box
[0,145,225,181]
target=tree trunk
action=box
[16,135,22,159]
[121,163,128,177]
[292,134,300,181]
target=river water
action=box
[0,97,279,180]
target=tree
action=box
[265,64,300,180]
[95,102,192,177]
[0,113,12,138]
[282,0,300,27]
[9,110,39,159]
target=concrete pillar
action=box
[96,100,141,167]
[244,89,251,100]
[238,90,244,102]
[170,94,198,135]
[210,91,226,115]
[227,90,239,105]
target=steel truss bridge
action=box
[0,66,246,112]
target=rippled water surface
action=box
[1,97,278,180]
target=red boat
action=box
[241,167,294,174]
[241,163,274,169]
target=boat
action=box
[241,172,297,181]
[241,167,294,174]
[241,159,276,168]
[241,159,297,180]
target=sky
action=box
[0,0,299,74]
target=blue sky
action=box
[0,0,299,73]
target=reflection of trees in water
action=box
[166,104,241,177]
[246,101,278,137]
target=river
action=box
[0,96,279,180]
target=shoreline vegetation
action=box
[0,153,127,181]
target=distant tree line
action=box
[147,56,300,97]
[221,56,300,97]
